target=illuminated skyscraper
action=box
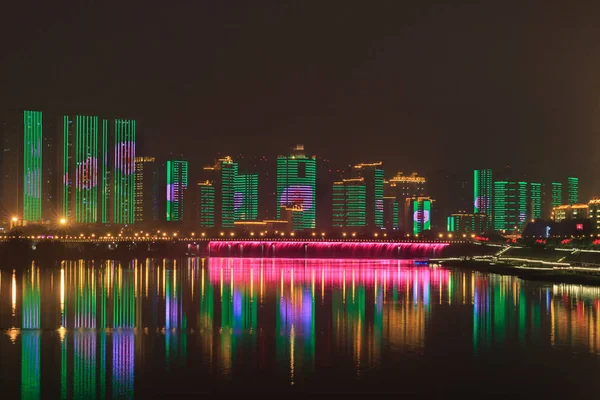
[234,173,258,221]
[220,157,238,228]
[332,178,367,228]
[166,160,188,222]
[112,119,136,224]
[474,169,492,229]
[196,181,215,228]
[529,182,542,220]
[493,181,528,232]
[551,182,563,208]
[353,162,384,229]
[276,145,316,230]
[0,110,44,223]
[134,157,159,225]
[59,115,104,224]
[59,115,135,224]
[404,197,432,235]
[568,177,579,204]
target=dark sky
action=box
[2,1,600,198]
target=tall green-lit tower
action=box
[234,173,259,221]
[0,110,45,224]
[113,119,136,224]
[551,182,563,208]
[353,162,384,229]
[567,177,579,205]
[220,157,238,228]
[493,181,528,232]
[529,182,542,220]
[474,169,492,230]
[60,115,102,224]
[276,145,316,230]
[166,160,188,222]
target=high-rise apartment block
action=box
[493,181,528,232]
[473,169,492,230]
[568,177,579,204]
[134,157,159,225]
[165,160,188,223]
[276,145,316,230]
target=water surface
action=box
[1,258,600,397]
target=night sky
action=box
[2,1,600,198]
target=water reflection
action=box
[1,258,600,396]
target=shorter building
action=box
[589,198,600,231]
[447,212,487,234]
[404,197,433,235]
[332,178,366,229]
[233,220,291,235]
[552,203,589,223]
[196,180,215,228]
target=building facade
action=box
[353,162,384,229]
[112,119,136,224]
[165,160,188,223]
[493,181,528,232]
[276,145,316,230]
[447,212,487,234]
[474,169,493,230]
[332,178,367,229]
[196,181,215,228]
[552,203,589,222]
[134,157,159,225]
[0,110,45,224]
[404,197,432,235]
[568,177,579,204]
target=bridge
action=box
[0,236,472,260]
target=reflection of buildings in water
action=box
[164,263,188,369]
[277,284,315,385]
[551,284,600,353]
[73,332,97,399]
[22,263,40,329]
[472,274,548,352]
[112,331,135,399]
[21,330,40,400]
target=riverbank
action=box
[440,259,600,286]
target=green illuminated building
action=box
[196,181,215,228]
[353,162,384,229]
[234,173,259,221]
[60,115,102,224]
[221,157,238,228]
[0,110,45,223]
[493,181,528,232]
[113,119,136,224]
[529,182,541,220]
[59,115,135,224]
[474,169,493,230]
[568,177,579,204]
[551,182,563,208]
[166,160,188,222]
[404,197,432,235]
[332,179,367,228]
[447,212,487,233]
[276,145,316,230]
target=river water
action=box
[1,258,600,397]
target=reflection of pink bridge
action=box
[208,240,449,259]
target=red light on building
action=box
[576,223,583,231]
